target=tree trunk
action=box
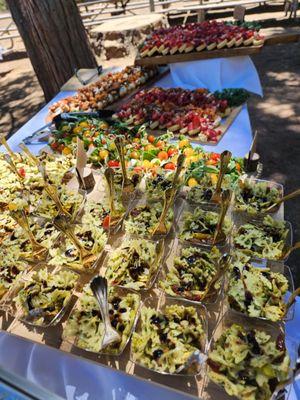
[7,0,97,101]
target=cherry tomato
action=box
[144,144,155,151]
[101,138,107,145]
[62,147,72,155]
[148,135,155,143]
[130,151,139,160]
[156,140,165,149]
[18,167,26,177]
[73,126,81,135]
[158,151,168,161]
[107,160,120,168]
[211,152,220,161]
[99,149,109,159]
[206,159,217,166]
[164,162,176,170]
[183,147,194,157]
[79,121,89,128]
[99,122,109,130]
[102,215,110,229]
[188,177,198,187]
[179,139,189,149]
[142,160,152,169]
[134,166,143,174]
[167,148,177,157]
[50,142,59,150]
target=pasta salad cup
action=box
[159,243,224,304]
[207,311,295,400]
[97,166,141,205]
[178,201,233,247]
[233,215,292,262]
[226,251,295,322]
[4,264,79,327]
[63,284,141,356]
[142,167,183,202]
[131,295,208,376]
[0,214,61,262]
[184,173,232,206]
[0,253,32,303]
[32,184,84,219]
[48,222,108,272]
[104,236,164,291]
[81,198,126,235]
[123,197,176,239]
[234,177,283,216]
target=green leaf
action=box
[143,149,160,160]
[154,132,174,143]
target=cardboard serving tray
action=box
[129,105,243,146]
[135,33,300,66]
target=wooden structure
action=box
[135,32,300,65]
[89,14,166,59]
[0,0,298,54]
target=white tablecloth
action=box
[169,56,263,96]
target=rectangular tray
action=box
[147,105,243,146]
[135,33,300,67]
[135,45,263,66]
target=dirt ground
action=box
[249,41,300,285]
[0,8,300,285]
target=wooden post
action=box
[197,9,206,22]
[233,5,246,22]
[149,0,155,12]
[6,0,97,101]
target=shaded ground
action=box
[0,11,300,285]
[0,49,44,137]
[249,41,300,284]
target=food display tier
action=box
[3,76,254,158]
[109,66,169,112]
[135,33,300,66]
[46,66,170,122]
[146,105,243,146]
[0,169,288,400]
